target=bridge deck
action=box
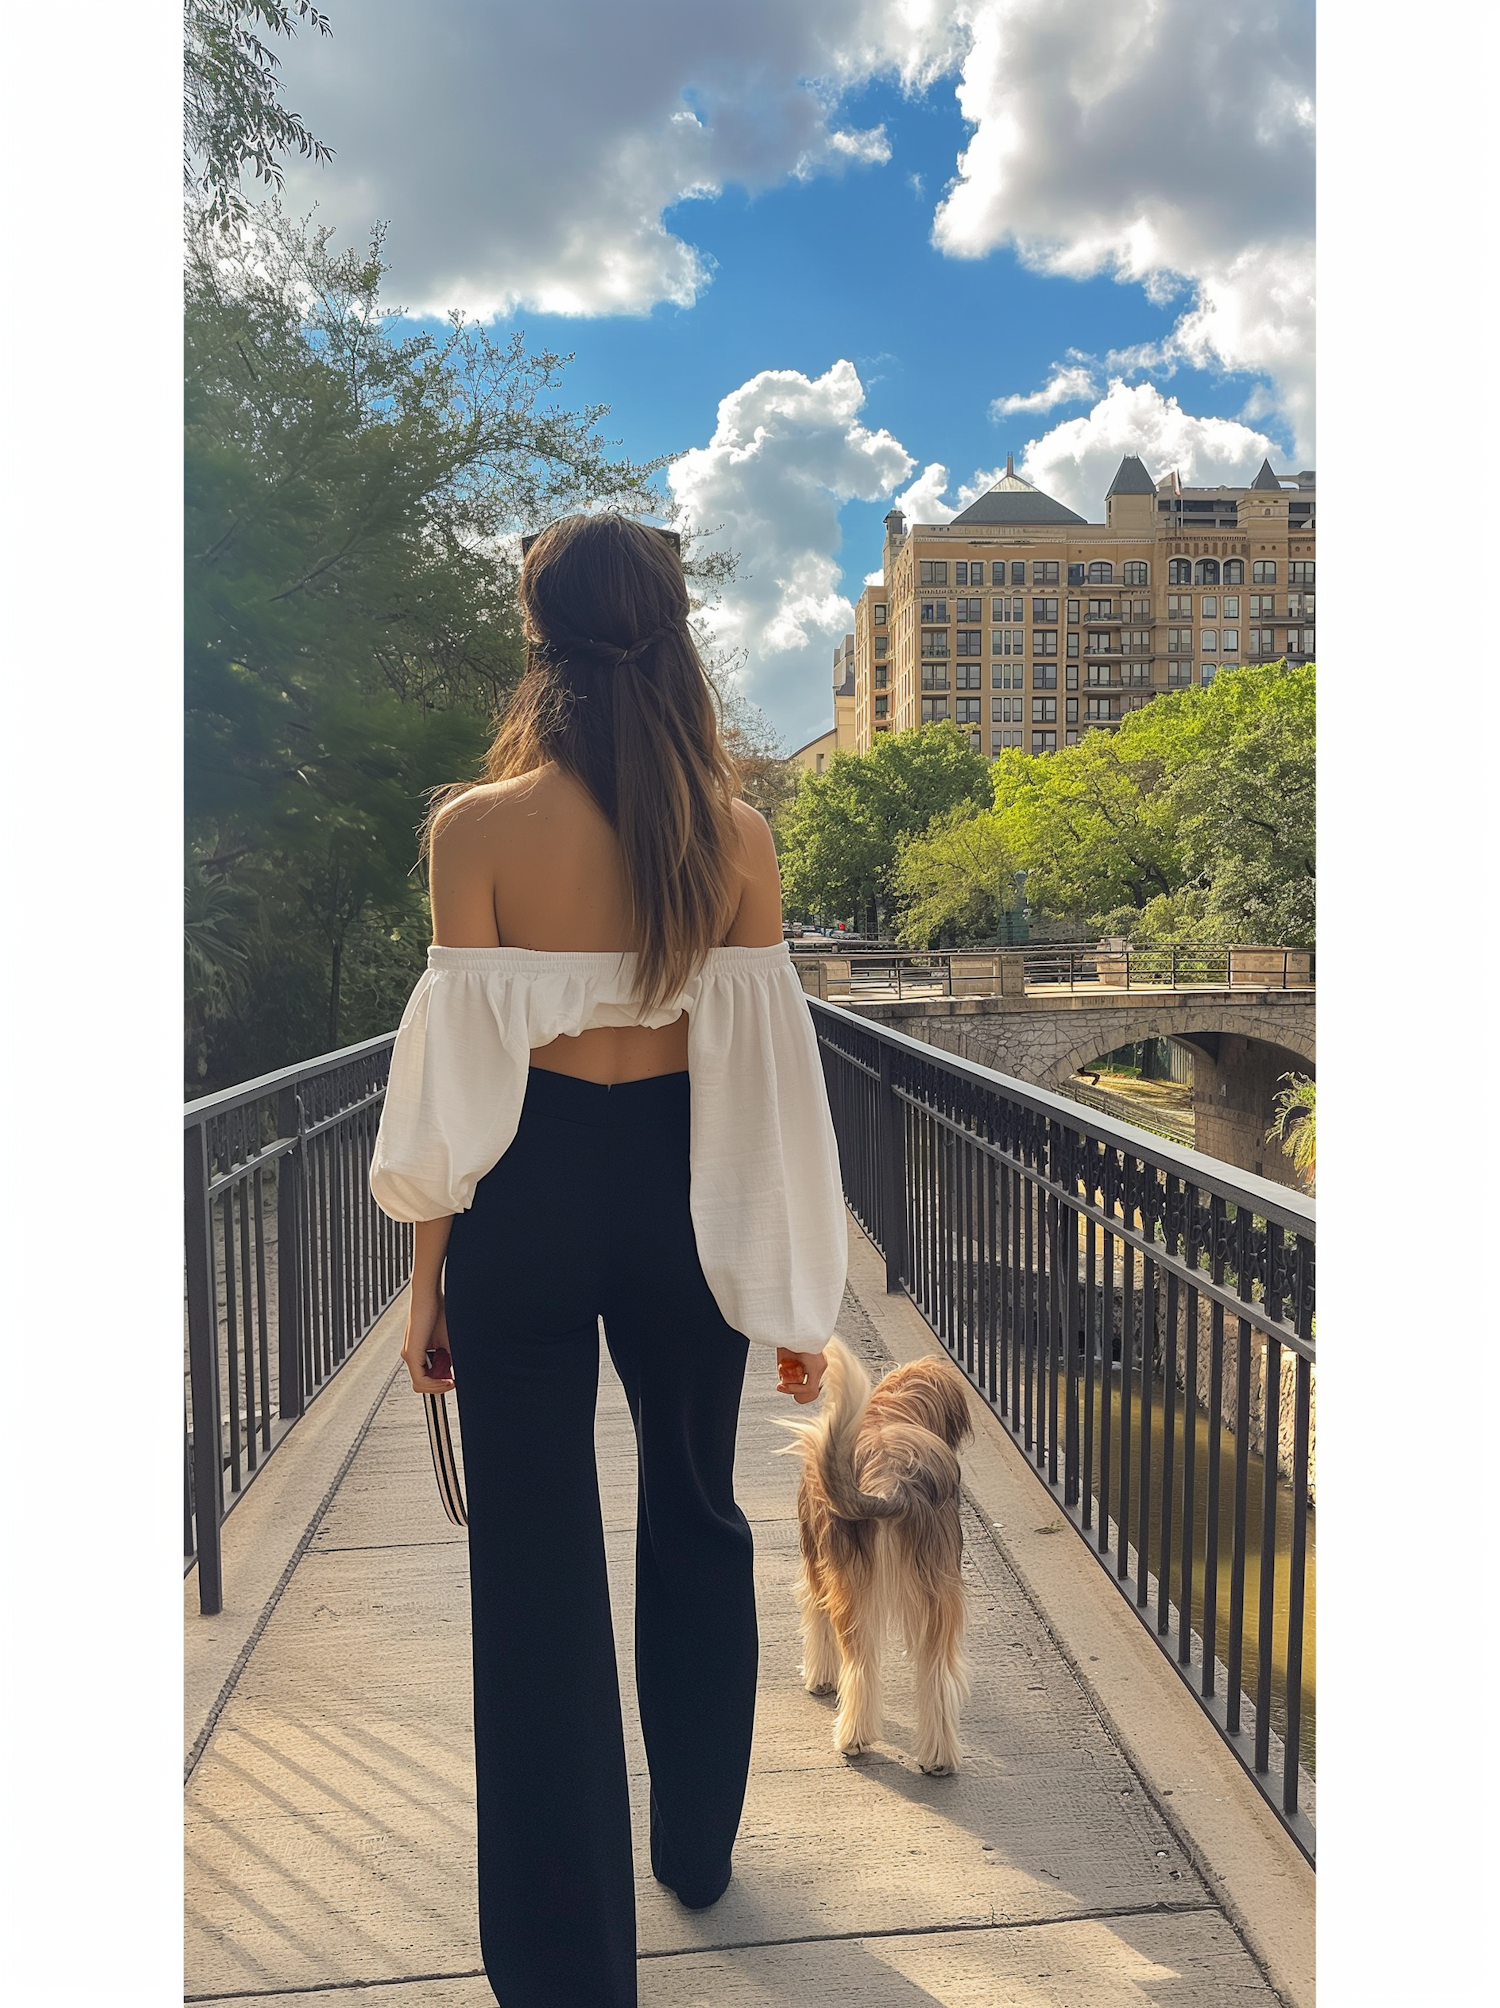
[185,1226,1302,2006]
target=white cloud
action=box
[991,364,1097,416]
[1018,380,1280,517]
[931,0,1315,454]
[667,361,912,738]
[273,0,945,319]
[275,1,1314,443]
[892,461,958,524]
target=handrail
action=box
[808,997,1315,1859]
[184,1033,412,1617]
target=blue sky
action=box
[275,1,1314,745]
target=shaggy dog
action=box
[781,1338,974,1774]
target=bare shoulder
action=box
[725,796,784,946]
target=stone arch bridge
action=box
[796,955,1314,1185]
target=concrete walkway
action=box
[185,1221,1309,2007]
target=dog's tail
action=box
[780,1337,908,1522]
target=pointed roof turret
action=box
[1250,458,1282,491]
[1106,454,1155,497]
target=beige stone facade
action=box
[853,454,1315,757]
[790,630,860,773]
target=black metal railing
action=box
[184,1035,412,1616]
[810,1000,1316,1860]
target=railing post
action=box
[185,1120,224,1618]
[879,1042,908,1293]
[277,1085,305,1422]
[1171,945,1179,988]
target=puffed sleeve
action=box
[684,946,848,1350]
[369,960,533,1221]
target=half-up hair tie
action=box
[534,619,683,669]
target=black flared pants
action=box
[443,1067,758,2008]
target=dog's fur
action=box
[780,1338,974,1774]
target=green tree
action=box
[186,208,657,1084]
[890,805,1022,947]
[775,724,991,928]
[1268,1073,1316,1190]
[185,1,334,227]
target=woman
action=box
[368,514,848,2008]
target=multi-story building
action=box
[852,454,1315,757]
[790,631,859,774]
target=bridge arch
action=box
[1037,1005,1315,1093]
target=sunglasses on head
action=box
[520,525,681,556]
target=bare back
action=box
[427,764,785,1083]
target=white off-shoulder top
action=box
[368,942,848,1351]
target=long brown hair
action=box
[426,514,742,1010]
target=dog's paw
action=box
[837,1739,873,1762]
[918,1757,959,1776]
[804,1676,838,1697]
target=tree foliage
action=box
[185,1,334,226]
[774,724,992,927]
[990,661,1315,944]
[186,209,657,1086]
[889,805,1022,948]
[1268,1074,1316,1190]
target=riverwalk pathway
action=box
[185,1220,1312,2007]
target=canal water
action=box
[1066,1367,1315,1776]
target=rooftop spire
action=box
[1250,457,1282,491]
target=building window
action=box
[1201,665,1216,686]
[992,596,1024,621]
[921,664,950,691]
[1123,560,1149,586]
[993,628,1024,656]
[1087,561,1114,584]
[1249,628,1277,656]
[920,629,950,657]
[920,696,949,721]
[992,695,1018,723]
[1249,595,1276,620]
[1289,562,1316,587]
[1252,560,1278,585]
[1223,560,1245,585]
[1167,594,1191,617]
[874,695,888,717]
[1032,663,1058,690]
[873,603,887,625]
[1288,590,1315,620]
[1032,560,1060,586]
[1066,632,1079,658]
[920,598,948,623]
[1201,595,1218,618]
[874,665,887,688]
[1194,559,1220,586]
[1168,559,1193,585]
[1032,696,1057,723]
[991,662,1021,689]
[874,636,888,658]
[957,629,983,655]
[955,661,982,689]
[1201,630,1218,653]
[1085,696,1115,721]
[1086,631,1118,654]
[1287,628,1314,655]
[1167,627,1192,651]
[1066,696,1079,724]
[1032,629,1058,656]
[919,561,949,586]
[1122,663,1151,686]
[1123,629,1151,654]
[1065,663,1079,690]
[1086,598,1115,619]
[1223,596,1240,618]
[1008,561,1023,585]
[1068,564,1086,586]
[956,696,982,724]
[1167,661,1194,686]
[954,561,970,585]
[1031,596,1058,623]
[1032,730,1058,753]
[1221,629,1239,656]
[1126,597,1150,620]
[1067,599,1080,624]
[956,596,983,623]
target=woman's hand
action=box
[776,1347,827,1405]
[402,1290,456,1393]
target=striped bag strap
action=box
[422,1390,468,1527]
